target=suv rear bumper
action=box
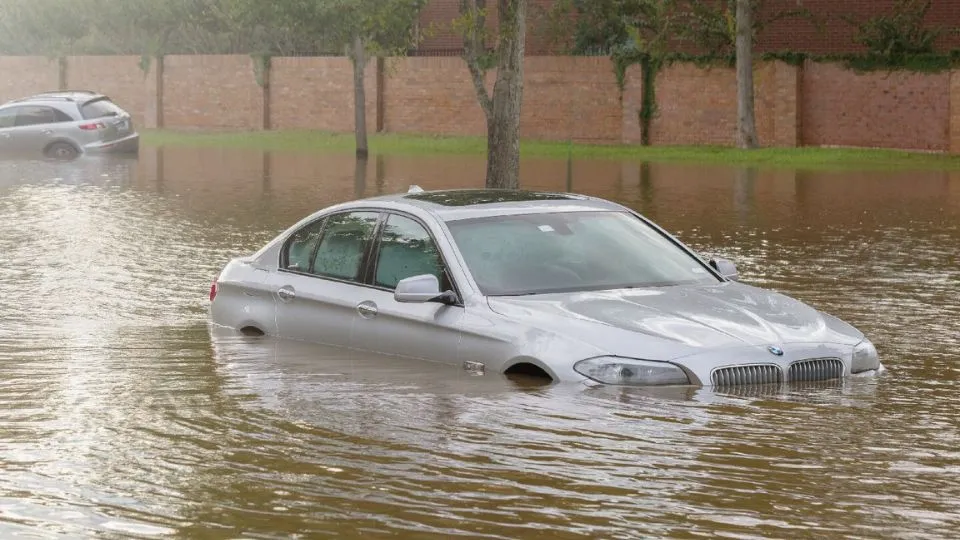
[84,132,139,155]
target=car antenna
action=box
[407,185,424,194]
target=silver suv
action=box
[0,90,139,160]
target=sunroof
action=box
[405,190,578,207]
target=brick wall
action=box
[383,57,489,136]
[66,56,149,129]
[620,62,795,147]
[800,61,950,151]
[384,56,621,142]
[521,56,621,143]
[0,57,59,104]
[162,55,264,130]
[951,72,960,153]
[5,54,957,153]
[270,57,377,133]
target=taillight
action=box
[209,277,219,301]
[79,122,105,130]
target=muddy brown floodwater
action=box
[0,147,959,539]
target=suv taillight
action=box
[209,276,219,301]
[79,122,105,130]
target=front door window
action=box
[373,214,445,290]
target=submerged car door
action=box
[0,107,16,155]
[349,212,465,365]
[270,210,382,349]
[8,106,59,155]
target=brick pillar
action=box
[58,57,68,90]
[144,56,164,129]
[260,56,271,131]
[376,56,385,133]
[950,69,960,154]
[620,63,644,144]
[773,61,801,147]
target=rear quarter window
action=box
[80,99,125,120]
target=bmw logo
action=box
[768,345,784,356]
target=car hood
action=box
[486,282,863,358]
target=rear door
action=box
[0,107,16,155]
[10,106,64,153]
[269,210,382,349]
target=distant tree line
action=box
[0,0,426,57]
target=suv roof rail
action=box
[9,90,103,103]
[35,90,99,95]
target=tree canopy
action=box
[0,0,425,56]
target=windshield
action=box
[445,211,720,296]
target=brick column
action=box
[773,61,801,147]
[144,56,164,129]
[951,69,960,154]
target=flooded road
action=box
[1,147,959,538]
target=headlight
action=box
[574,356,690,386]
[852,338,880,373]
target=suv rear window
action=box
[80,98,125,120]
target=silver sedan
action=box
[208,188,884,387]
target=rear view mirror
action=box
[708,257,739,281]
[394,274,457,304]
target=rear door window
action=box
[13,106,69,127]
[311,211,380,282]
[282,218,327,273]
[80,98,125,120]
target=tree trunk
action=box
[354,156,368,199]
[460,0,527,190]
[484,0,526,189]
[351,34,369,159]
[735,0,758,149]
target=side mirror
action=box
[708,257,739,281]
[394,274,457,304]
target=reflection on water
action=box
[0,148,959,538]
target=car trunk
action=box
[80,97,133,143]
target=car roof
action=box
[359,188,625,221]
[2,90,104,107]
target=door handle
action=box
[277,285,296,302]
[356,301,378,318]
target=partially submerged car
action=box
[209,188,884,388]
[0,90,139,160]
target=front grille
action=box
[711,364,782,386]
[788,358,844,382]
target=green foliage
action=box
[251,54,271,88]
[843,0,940,61]
[451,2,497,71]
[0,0,426,57]
[138,55,152,75]
[683,0,817,56]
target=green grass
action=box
[141,129,960,171]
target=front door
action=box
[350,212,464,365]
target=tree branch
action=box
[460,0,492,119]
